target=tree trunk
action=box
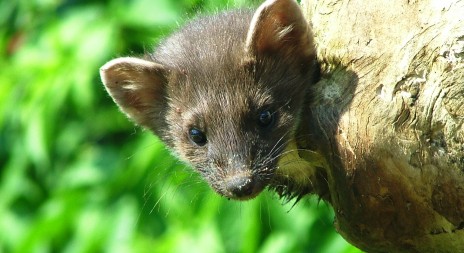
[300,0,464,252]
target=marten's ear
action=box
[245,0,314,62]
[100,57,168,128]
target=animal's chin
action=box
[215,176,270,201]
[225,187,263,201]
[204,165,277,201]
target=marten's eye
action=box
[257,110,276,128]
[188,127,207,146]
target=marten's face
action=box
[100,0,315,200]
[164,61,305,200]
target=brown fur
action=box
[100,0,317,200]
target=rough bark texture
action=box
[301,0,464,252]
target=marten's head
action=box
[100,0,316,200]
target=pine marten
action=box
[100,0,323,201]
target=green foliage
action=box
[0,0,362,252]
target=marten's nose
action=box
[225,176,254,198]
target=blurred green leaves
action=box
[0,0,361,252]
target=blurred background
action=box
[0,0,362,252]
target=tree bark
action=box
[301,0,464,252]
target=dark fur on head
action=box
[100,0,317,200]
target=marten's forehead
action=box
[172,63,262,98]
[189,89,272,119]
